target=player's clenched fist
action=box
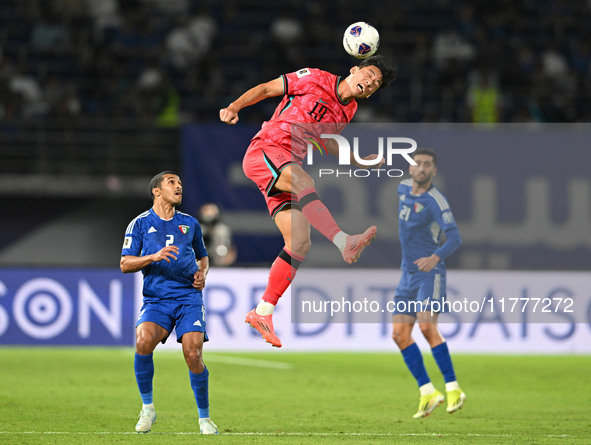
[192,270,206,290]
[219,107,239,125]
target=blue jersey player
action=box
[391,149,466,418]
[120,171,218,435]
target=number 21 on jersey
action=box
[399,205,411,221]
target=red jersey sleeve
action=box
[283,68,318,96]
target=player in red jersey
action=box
[220,55,396,347]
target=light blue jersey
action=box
[122,208,208,304]
[397,179,461,273]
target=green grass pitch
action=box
[0,348,589,444]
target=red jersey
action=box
[252,68,358,162]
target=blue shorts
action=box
[136,300,208,343]
[393,270,446,316]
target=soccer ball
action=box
[343,22,380,59]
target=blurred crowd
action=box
[0,0,590,124]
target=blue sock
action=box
[432,342,456,383]
[401,343,430,387]
[189,367,210,419]
[134,353,154,405]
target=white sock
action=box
[142,403,154,410]
[419,382,436,396]
[255,300,275,316]
[332,231,348,253]
[445,381,460,392]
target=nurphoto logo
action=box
[305,133,418,178]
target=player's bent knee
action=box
[391,329,411,348]
[303,238,311,254]
[301,176,315,190]
[135,338,156,355]
[419,323,442,344]
[419,323,435,337]
[135,329,163,354]
[291,237,311,255]
[184,349,204,370]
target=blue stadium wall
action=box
[181,123,591,270]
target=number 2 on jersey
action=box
[166,234,174,246]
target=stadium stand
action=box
[1,0,590,126]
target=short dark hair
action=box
[149,171,178,201]
[358,54,396,88]
[412,148,437,166]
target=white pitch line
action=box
[0,432,576,438]
[204,354,293,370]
[118,349,294,370]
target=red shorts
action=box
[242,139,300,218]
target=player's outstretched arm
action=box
[219,77,284,125]
[120,245,179,273]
